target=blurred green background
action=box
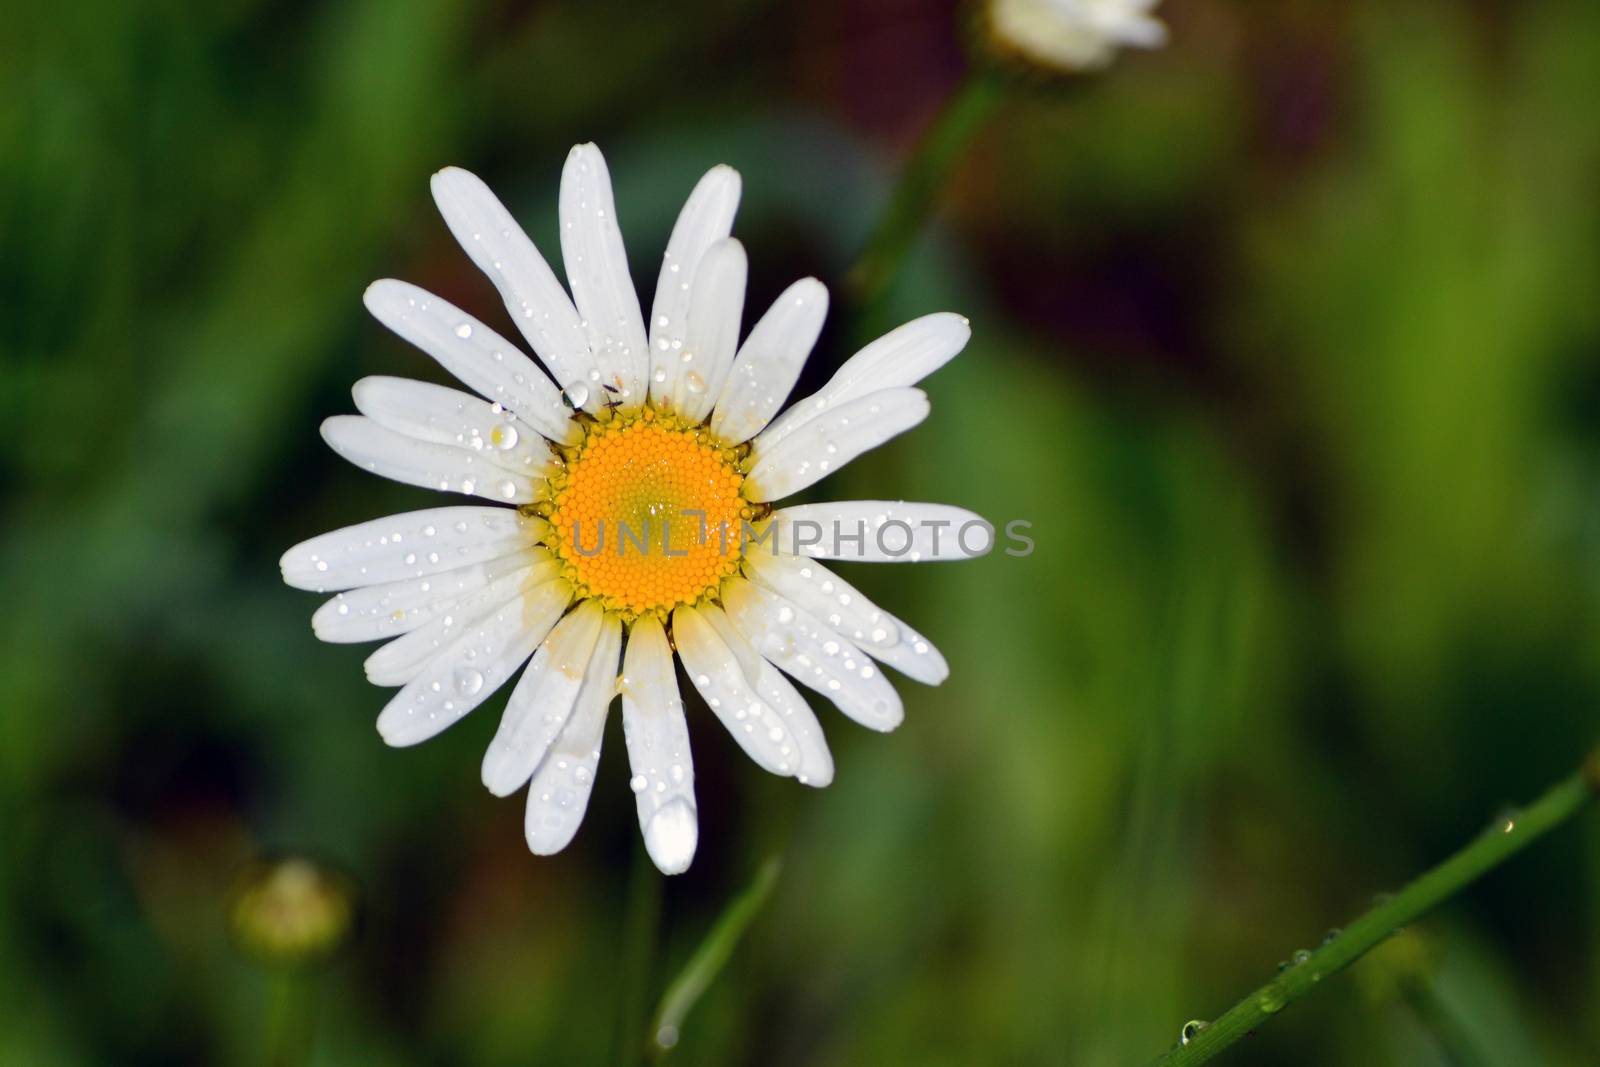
[5,0,1600,1064]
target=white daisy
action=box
[281,144,989,874]
[984,0,1167,73]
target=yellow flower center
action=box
[543,409,750,620]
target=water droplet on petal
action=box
[454,323,473,339]
[453,667,484,697]
[563,383,590,409]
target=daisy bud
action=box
[976,0,1168,77]
[227,856,356,968]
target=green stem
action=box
[845,71,1006,305]
[613,840,663,1067]
[263,971,315,1067]
[1151,749,1600,1066]
[648,856,782,1061]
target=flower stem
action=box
[845,71,1007,305]
[262,971,316,1067]
[1150,748,1600,1066]
[614,840,663,1067]
[648,855,782,1060]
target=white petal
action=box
[353,376,555,477]
[721,577,902,732]
[742,550,898,649]
[709,278,828,444]
[320,416,542,505]
[742,552,948,685]
[1110,14,1167,47]
[524,611,622,856]
[313,548,551,644]
[374,580,573,747]
[755,312,968,452]
[481,600,605,797]
[749,659,833,787]
[362,280,578,444]
[363,567,566,686]
[672,604,806,777]
[860,617,948,686]
[559,144,648,408]
[640,798,697,875]
[745,387,928,502]
[697,598,766,690]
[672,238,745,423]
[620,615,698,874]
[281,507,544,592]
[429,167,598,407]
[650,166,741,409]
[766,501,993,563]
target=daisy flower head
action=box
[981,0,1167,75]
[281,144,989,874]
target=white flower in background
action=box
[984,0,1167,73]
[281,144,988,874]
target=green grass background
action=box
[4,1,1599,1063]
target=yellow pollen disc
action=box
[546,410,747,620]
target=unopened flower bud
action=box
[227,856,356,968]
[976,0,1167,77]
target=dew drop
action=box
[684,371,706,395]
[563,383,590,409]
[453,667,484,697]
[1180,1021,1209,1046]
[454,322,473,339]
[490,423,519,450]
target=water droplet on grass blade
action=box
[1256,983,1287,1014]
